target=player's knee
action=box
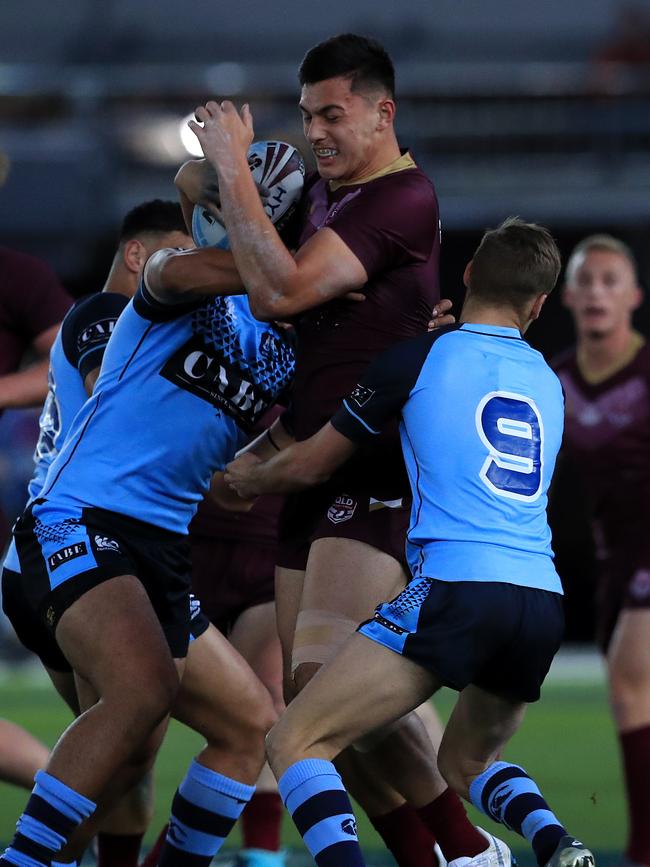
[217,686,277,760]
[265,715,303,773]
[121,660,180,726]
[292,661,322,693]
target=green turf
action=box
[0,670,625,864]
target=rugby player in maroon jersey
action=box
[187,32,508,867]
[554,235,649,867]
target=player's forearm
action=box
[145,247,244,300]
[217,155,302,320]
[239,444,332,496]
[0,359,50,409]
[238,418,295,461]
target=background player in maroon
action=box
[0,150,72,809]
[190,33,507,867]
[554,235,649,867]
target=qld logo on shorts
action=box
[327,494,357,524]
[48,541,88,572]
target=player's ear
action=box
[631,283,643,312]
[529,292,548,322]
[463,261,472,289]
[123,239,147,274]
[377,97,396,129]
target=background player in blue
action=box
[224,219,595,867]
[0,189,297,866]
[1,200,194,867]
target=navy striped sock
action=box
[278,759,365,867]
[469,761,566,866]
[158,760,254,866]
[0,770,95,867]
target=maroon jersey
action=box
[288,155,440,498]
[552,340,650,554]
[0,247,71,394]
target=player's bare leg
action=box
[267,631,451,867]
[438,684,594,867]
[0,575,180,867]
[0,720,49,790]
[48,576,180,797]
[275,566,305,703]
[268,631,438,779]
[45,667,153,867]
[291,537,487,865]
[230,602,286,864]
[56,668,169,865]
[607,608,650,865]
[153,622,277,866]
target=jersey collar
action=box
[328,151,416,191]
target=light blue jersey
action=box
[332,323,564,593]
[28,293,128,501]
[38,282,295,534]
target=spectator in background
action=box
[553,235,650,867]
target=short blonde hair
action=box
[566,234,639,284]
[469,217,562,309]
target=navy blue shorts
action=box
[358,577,564,703]
[2,501,209,669]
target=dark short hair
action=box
[299,34,395,99]
[119,200,187,244]
[469,217,562,308]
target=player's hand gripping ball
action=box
[192,140,305,249]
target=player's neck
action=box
[459,299,521,333]
[577,327,644,383]
[334,138,402,187]
[101,262,138,298]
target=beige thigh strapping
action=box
[291,608,358,672]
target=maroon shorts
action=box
[596,544,650,652]
[189,534,276,635]
[277,484,410,572]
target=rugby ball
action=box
[192,140,305,249]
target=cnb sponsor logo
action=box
[327,495,357,524]
[48,541,88,572]
[77,317,119,352]
[160,335,271,426]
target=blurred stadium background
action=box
[1,0,649,858]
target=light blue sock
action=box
[158,759,255,866]
[278,758,365,867]
[470,761,565,866]
[0,771,94,867]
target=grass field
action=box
[0,656,625,865]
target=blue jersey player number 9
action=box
[475,391,543,501]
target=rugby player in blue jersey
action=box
[0,201,296,865]
[2,200,197,867]
[224,218,595,867]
